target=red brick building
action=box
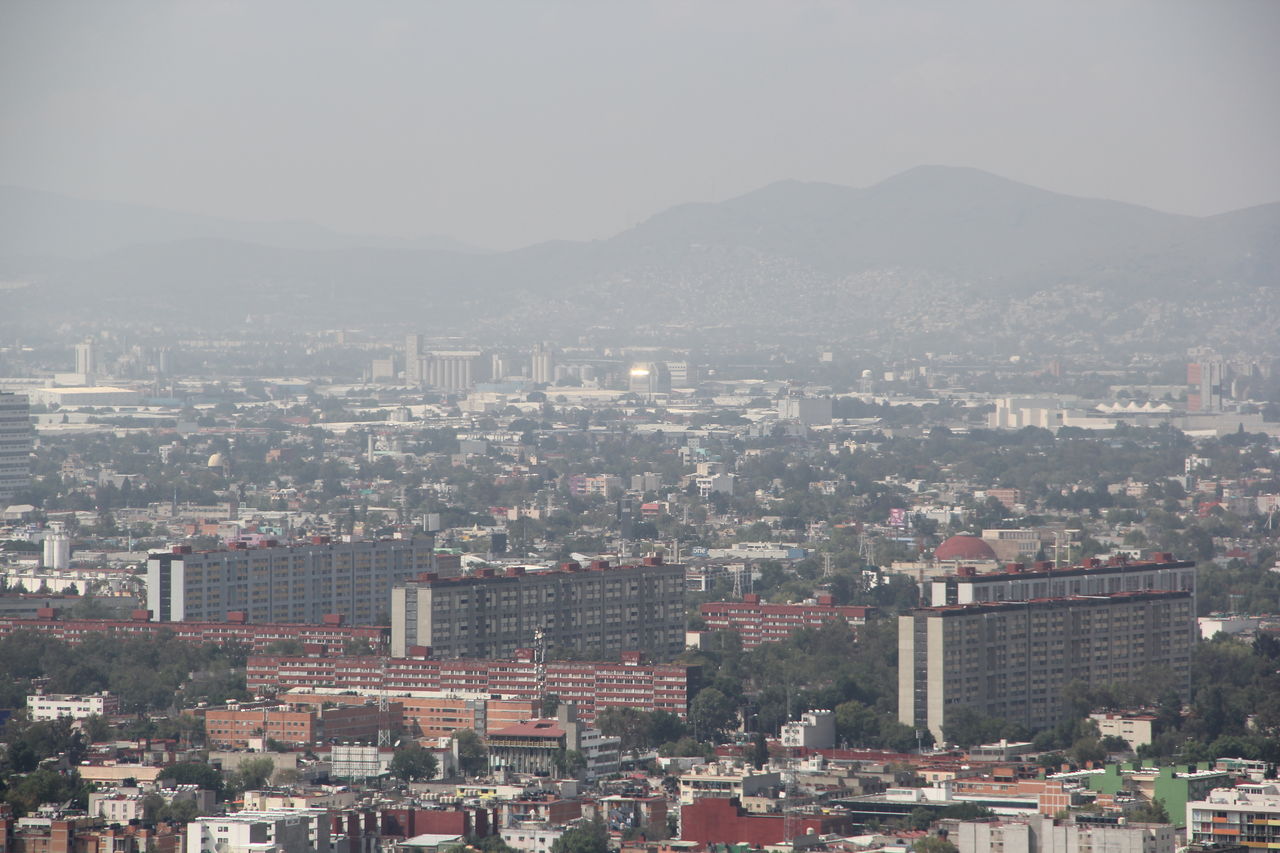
[203,700,399,748]
[246,649,692,723]
[699,594,872,648]
[679,798,856,848]
[0,609,388,654]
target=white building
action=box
[501,822,564,853]
[187,809,333,853]
[678,761,780,806]
[780,710,836,750]
[953,814,1174,853]
[1089,713,1156,750]
[1187,784,1280,849]
[777,396,832,427]
[28,692,120,721]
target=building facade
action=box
[926,555,1195,608]
[899,590,1195,743]
[1187,783,1280,848]
[28,692,120,721]
[390,558,685,660]
[0,391,32,502]
[0,611,388,653]
[146,537,436,624]
[700,594,871,648]
[246,650,692,724]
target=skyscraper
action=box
[404,334,423,384]
[0,391,32,502]
[74,340,97,381]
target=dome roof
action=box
[934,535,997,561]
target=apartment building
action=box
[0,391,31,502]
[951,814,1176,853]
[390,558,685,660]
[202,701,398,748]
[899,590,1195,743]
[1187,784,1280,848]
[146,537,436,624]
[27,692,120,721]
[186,809,333,853]
[246,649,692,724]
[700,593,872,648]
[0,610,388,653]
[281,688,538,739]
[926,554,1195,608]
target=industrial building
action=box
[390,558,685,660]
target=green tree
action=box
[452,729,488,777]
[550,818,609,853]
[390,744,439,781]
[689,687,737,742]
[1129,798,1170,824]
[158,761,225,796]
[231,756,276,791]
[80,713,114,743]
[913,837,958,853]
[750,732,770,769]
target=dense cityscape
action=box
[0,326,1278,853]
[4,3,1280,853]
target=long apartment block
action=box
[145,536,437,624]
[245,648,693,723]
[926,553,1195,607]
[899,588,1195,744]
[391,557,686,660]
[0,608,388,654]
[700,593,873,648]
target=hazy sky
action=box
[2,1,1277,250]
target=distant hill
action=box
[4,168,1277,354]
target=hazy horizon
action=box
[3,0,1278,250]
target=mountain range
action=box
[3,167,1277,355]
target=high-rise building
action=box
[391,558,686,660]
[628,362,670,397]
[75,339,97,380]
[146,537,437,625]
[1187,360,1225,412]
[0,391,32,502]
[404,334,423,383]
[899,588,1195,743]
